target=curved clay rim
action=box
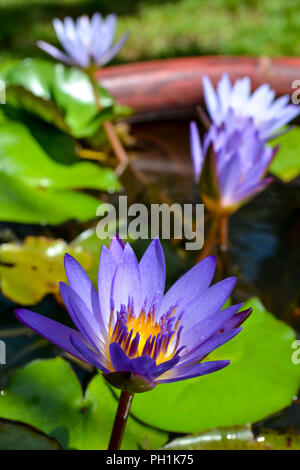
[96,56,300,115]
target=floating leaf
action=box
[0,109,120,224]
[0,236,93,305]
[130,298,300,433]
[0,113,119,191]
[0,357,168,450]
[0,418,62,450]
[270,127,300,182]
[0,172,100,225]
[1,59,131,138]
[163,424,300,450]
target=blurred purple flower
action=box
[190,115,278,212]
[37,13,129,69]
[15,236,251,393]
[202,74,300,140]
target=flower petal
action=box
[97,31,130,66]
[64,253,100,320]
[60,282,105,351]
[70,334,110,372]
[109,234,125,264]
[37,40,74,65]
[159,255,216,318]
[98,244,118,327]
[180,301,242,350]
[111,242,142,315]
[203,75,219,124]
[190,121,204,183]
[109,342,132,372]
[139,238,166,313]
[155,360,230,383]
[14,309,86,362]
[181,276,237,328]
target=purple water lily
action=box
[15,236,251,393]
[190,115,278,213]
[37,13,129,69]
[202,74,300,140]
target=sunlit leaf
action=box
[0,357,168,450]
[130,298,300,433]
[163,424,300,450]
[0,113,119,191]
[0,172,100,225]
[1,58,131,138]
[0,418,62,450]
[0,236,93,305]
[270,127,300,182]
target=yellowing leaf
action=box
[0,236,93,305]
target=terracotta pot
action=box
[96,56,300,115]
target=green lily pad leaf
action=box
[0,172,100,225]
[270,127,300,182]
[0,418,62,450]
[0,109,120,224]
[0,115,119,191]
[1,59,131,138]
[130,297,300,433]
[0,236,93,305]
[163,424,300,450]
[0,357,168,450]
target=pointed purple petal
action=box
[109,234,125,264]
[155,360,230,383]
[203,75,219,124]
[15,309,86,362]
[60,283,104,351]
[98,245,117,328]
[109,342,132,372]
[64,253,99,318]
[190,121,204,183]
[181,276,237,328]
[70,334,109,372]
[180,301,242,350]
[97,31,130,66]
[37,40,74,65]
[111,242,142,315]
[159,255,216,319]
[139,238,166,313]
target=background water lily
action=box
[202,74,300,140]
[190,118,278,213]
[37,13,130,69]
[15,236,251,393]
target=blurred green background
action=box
[0,0,300,64]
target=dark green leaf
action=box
[0,418,62,450]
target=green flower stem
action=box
[108,391,134,450]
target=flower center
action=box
[108,299,183,365]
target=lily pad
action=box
[0,418,62,450]
[163,425,300,450]
[0,236,93,305]
[270,127,300,182]
[1,59,131,138]
[0,172,100,225]
[0,113,119,191]
[0,357,168,450]
[130,298,300,433]
[0,110,119,225]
